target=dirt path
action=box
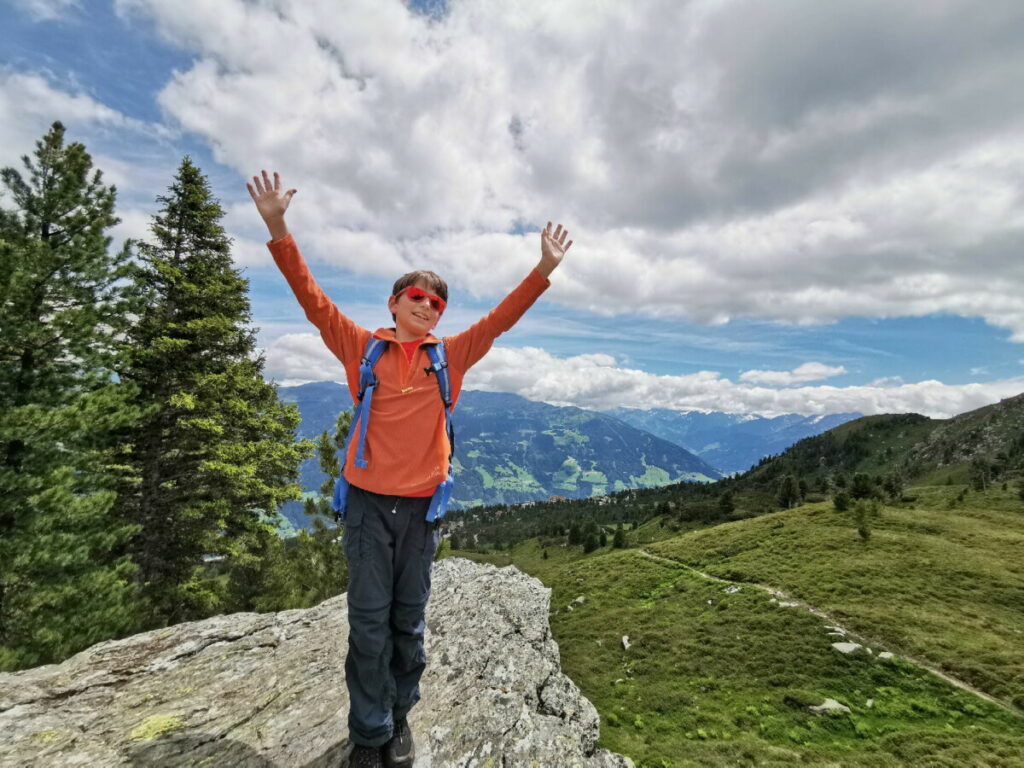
[639,548,1023,719]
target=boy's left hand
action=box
[538,221,572,277]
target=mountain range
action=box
[274,382,859,531]
[604,407,861,475]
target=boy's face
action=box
[388,278,444,338]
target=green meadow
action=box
[448,483,1024,767]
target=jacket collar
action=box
[371,327,440,345]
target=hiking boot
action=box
[383,717,415,768]
[349,743,383,768]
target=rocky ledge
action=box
[0,557,632,767]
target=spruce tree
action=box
[308,409,352,519]
[568,523,581,545]
[776,474,799,509]
[0,122,143,670]
[116,157,312,626]
[286,408,351,607]
[718,490,735,515]
[850,472,875,500]
[229,525,300,612]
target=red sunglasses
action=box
[396,285,446,313]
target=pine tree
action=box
[0,123,143,670]
[882,470,904,500]
[776,474,799,509]
[718,490,735,515]
[850,472,875,500]
[853,499,876,542]
[568,523,582,546]
[285,408,352,607]
[968,458,990,492]
[116,157,312,626]
[308,409,352,520]
[612,523,627,549]
[231,526,300,612]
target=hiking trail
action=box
[638,548,1022,719]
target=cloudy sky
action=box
[4,0,1024,418]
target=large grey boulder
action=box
[808,698,852,716]
[0,557,631,768]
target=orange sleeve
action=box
[445,268,551,373]
[267,234,368,365]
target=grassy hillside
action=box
[449,481,1024,767]
[742,393,1024,496]
[648,484,1024,709]
[739,413,940,493]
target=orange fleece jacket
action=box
[268,234,551,497]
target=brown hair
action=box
[390,270,448,321]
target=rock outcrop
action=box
[0,558,631,767]
[808,699,851,715]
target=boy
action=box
[247,170,572,768]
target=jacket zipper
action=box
[400,342,419,393]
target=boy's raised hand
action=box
[247,170,295,239]
[538,221,573,277]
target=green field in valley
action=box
[449,482,1024,767]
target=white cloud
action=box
[0,70,183,231]
[740,362,847,386]
[9,0,79,21]
[263,334,1024,419]
[108,206,154,249]
[262,332,345,385]
[869,376,906,388]
[0,71,132,171]
[107,0,1024,342]
[463,346,1024,419]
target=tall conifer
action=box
[289,409,351,606]
[117,157,312,626]
[0,122,143,670]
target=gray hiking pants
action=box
[343,484,442,747]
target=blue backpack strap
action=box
[425,342,455,522]
[352,338,388,469]
[332,337,387,519]
[335,338,456,522]
[424,341,452,408]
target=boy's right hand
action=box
[247,170,295,239]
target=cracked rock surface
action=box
[0,557,632,768]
